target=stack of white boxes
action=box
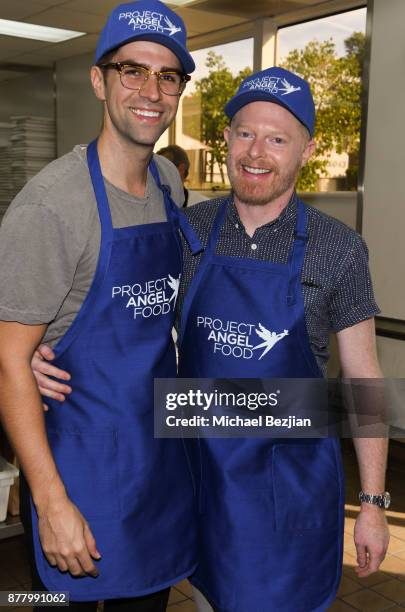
[0,457,19,522]
[9,115,56,199]
[0,146,12,220]
[0,122,12,221]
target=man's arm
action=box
[336,317,390,577]
[0,321,100,576]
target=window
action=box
[277,8,367,192]
[176,38,253,191]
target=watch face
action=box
[384,492,391,509]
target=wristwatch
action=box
[359,491,391,509]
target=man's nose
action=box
[138,74,161,102]
[247,138,267,159]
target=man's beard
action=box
[227,155,302,207]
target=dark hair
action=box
[95,50,117,86]
[157,144,190,177]
[95,50,116,68]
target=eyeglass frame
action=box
[99,62,191,96]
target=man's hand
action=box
[0,321,97,578]
[38,492,101,577]
[354,505,390,577]
[32,345,72,406]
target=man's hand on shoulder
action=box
[354,504,389,577]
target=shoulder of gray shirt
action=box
[2,144,184,233]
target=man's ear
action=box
[224,126,231,144]
[90,66,106,102]
[301,139,316,168]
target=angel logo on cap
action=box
[118,9,182,36]
[224,66,315,137]
[243,76,301,96]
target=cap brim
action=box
[224,90,311,136]
[96,33,195,74]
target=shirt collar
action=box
[227,192,297,231]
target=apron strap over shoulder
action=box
[86,139,114,241]
[205,200,227,254]
[287,198,308,306]
[149,158,204,255]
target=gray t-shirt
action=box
[0,145,184,346]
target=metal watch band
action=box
[359,491,391,509]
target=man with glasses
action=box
[0,1,200,610]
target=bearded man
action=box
[177,66,390,612]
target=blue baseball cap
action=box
[224,67,315,137]
[95,0,195,74]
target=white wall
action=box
[299,191,357,230]
[377,337,405,378]
[362,0,405,320]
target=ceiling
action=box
[0,0,360,81]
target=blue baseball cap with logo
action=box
[95,0,195,73]
[224,66,315,137]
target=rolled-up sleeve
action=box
[329,235,380,332]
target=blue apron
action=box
[30,140,201,601]
[178,199,345,612]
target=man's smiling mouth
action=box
[130,108,161,118]
[242,165,272,175]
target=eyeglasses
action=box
[100,62,191,96]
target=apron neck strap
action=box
[149,157,204,255]
[149,157,177,224]
[206,196,308,266]
[205,199,228,254]
[287,197,308,305]
[294,197,308,241]
[87,139,114,239]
